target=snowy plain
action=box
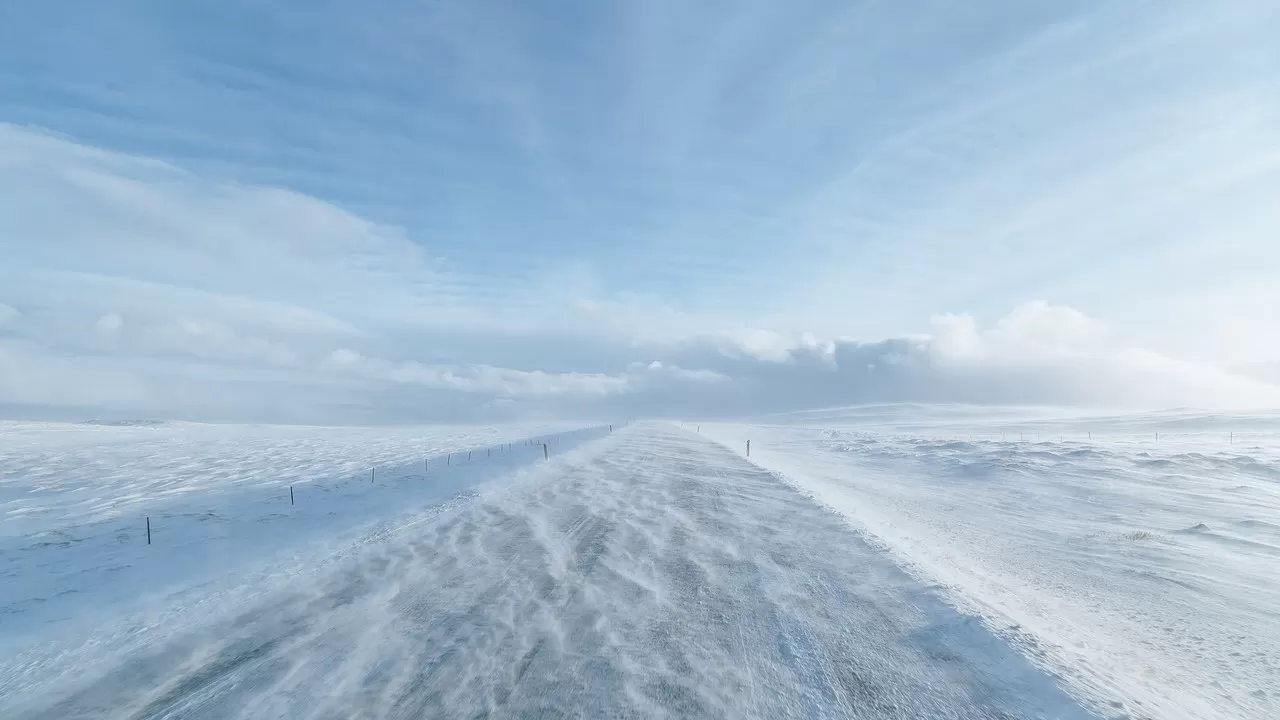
[699,406,1280,720]
[0,420,587,640]
[0,418,1098,718]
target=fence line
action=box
[108,425,620,547]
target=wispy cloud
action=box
[1,1,1277,421]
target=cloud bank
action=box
[2,126,1277,423]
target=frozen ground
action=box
[0,420,587,639]
[0,420,581,533]
[0,421,1094,718]
[699,407,1280,720]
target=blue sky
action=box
[1,0,1278,421]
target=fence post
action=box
[146,516,151,545]
[746,439,751,457]
[468,451,472,461]
[371,467,376,484]
[290,485,294,505]
[543,443,548,460]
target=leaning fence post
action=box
[543,443,548,460]
[146,516,151,545]
[371,467,376,484]
[290,485,294,505]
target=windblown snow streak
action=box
[1,424,1090,718]
[702,408,1280,720]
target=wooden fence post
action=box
[290,485,294,505]
[543,443,548,460]
[146,516,151,545]
[746,439,750,457]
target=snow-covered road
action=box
[699,412,1280,720]
[2,423,1090,718]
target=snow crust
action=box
[701,407,1280,719]
[0,420,1093,718]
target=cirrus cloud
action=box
[1,125,1277,424]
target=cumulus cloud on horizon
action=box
[3,292,1277,424]
[5,0,1280,423]
[2,101,1277,424]
[0,125,1274,425]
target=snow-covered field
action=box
[2,409,1274,718]
[1,419,1094,718]
[700,407,1280,720]
[0,420,588,640]
[1,420,581,533]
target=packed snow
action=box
[699,406,1280,720]
[0,419,1093,718]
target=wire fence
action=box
[8,423,630,550]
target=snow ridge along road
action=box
[3,422,1091,719]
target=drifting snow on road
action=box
[1,423,1090,718]
[702,408,1280,720]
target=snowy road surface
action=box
[700,410,1280,720]
[2,423,1091,718]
